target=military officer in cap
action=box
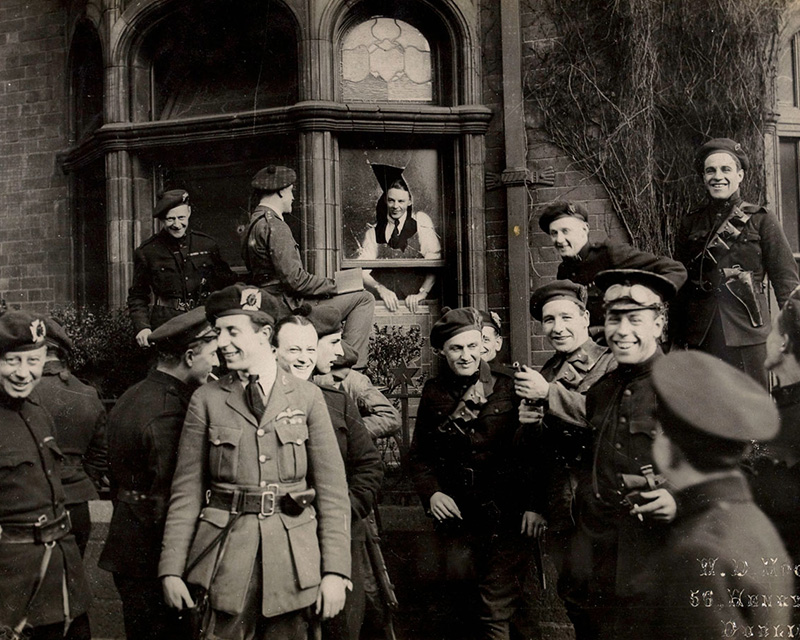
[99,307,219,640]
[479,310,505,366]
[538,200,686,329]
[408,307,532,640]
[37,317,107,557]
[623,351,791,640]
[0,311,91,640]
[673,137,799,386]
[128,189,235,347]
[243,166,375,368]
[159,284,351,640]
[573,268,685,639]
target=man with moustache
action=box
[673,138,799,385]
[574,268,685,639]
[159,284,351,640]
[0,311,91,640]
[538,201,686,328]
[99,307,219,640]
[128,189,235,346]
[408,307,530,640]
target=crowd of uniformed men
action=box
[2,137,800,640]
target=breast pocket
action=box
[0,450,35,478]
[274,420,309,482]
[152,256,179,292]
[208,425,242,483]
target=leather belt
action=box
[117,488,154,504]
[207,486,283,517]
[0,512,72,544]
[155,296,194,311]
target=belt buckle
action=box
[177,300,191,312]
[260,485,280,517]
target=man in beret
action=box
[538,200,686,329]
[37,317,107,558]
[0,311,91,640]
[159,284,351,640]
[572,269,684,638]
[128,189,235,347]
[479,310,504,365]
[408,307,533,639]
[243,166,375,368]
[513,280,616,634]
[622,351,791,640]
[673,137,799,386]
[99,307,219,640]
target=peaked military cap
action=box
[43,317,73,355]
[205,284,283,326]
[149,306,216,351]
[537,200,589,233]
[479,310,502,335]
[596,268,679,311]
[529,280,588,321]
[694,137,750,174]
[0,310,47,355]
[154,189,190,219]
[370,163,410,194]
[430,306,482,350]
[251,165,296,191]
[306,306,343,338]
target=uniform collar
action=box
[148,369,194,403]
[773,381,800,408]
[565,338,607,366]
[255,204,283,222]
[615,347,662,379]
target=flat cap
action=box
[694,138,749,174]
[595,269,679,310]
[653,351,778,453]
[44,317,73,355]
[371,163,410,194]
[0,311,47,355]
[430,306,482,350]
[529,280,588,321]
[154,189,190,219]
[306,306,343,338]
[537,201,589,233]
[205,284,283,326]
[149,307,216,351]
[251,165,296,191]
[479,310,502,335]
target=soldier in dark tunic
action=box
[127,189,235,346]
[0,311,91,640]
[537,200,686,329]
[672,138,799,386]
[99,307,219,640]
[37,317,107,557]
[408,307,532,640]
[623,350,791,640]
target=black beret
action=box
[694,138,749,174]
[370,163,410,194]
[430,307,482,350]
[653,351,778,455]
[154,189,190,219]
[306,306,343,338]
[479,310,502,335]
[44,317,73,355]
[529,280,588,321]
[149,307,216,351]
[205,284,284,326]
[251,165,296,191]
[0,311,47,355]
[595,269,680,309]
[537,201,589,233]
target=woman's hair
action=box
[271,311,314,348]
[778,289,800,362]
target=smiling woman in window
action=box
[358,163,442,313]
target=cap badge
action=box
[30,319,46,343]
[240,288,262,311]
[490,311,501,327]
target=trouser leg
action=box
[67,502,91,558]
[323,539,366,640]
[474,532,525,640]
[312,292,375,368]
[113,573,183,640]
[697,313,767,387]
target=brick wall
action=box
[0,0,71,312]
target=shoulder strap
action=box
[703,204,753,259]
[242,209,270,274]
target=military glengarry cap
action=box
[306,306,343,338]
[694,138,750,174]
[479,310,502,335]
[251,165,296,191]
[0,311,47,355]
[43,317,73,355]
[529,280,588,321]
[154,189,190,219]
[595,269,679,311]
[205,284,283,326]
[370,163,410,194]
[653,351,778,468]
[149,306,216,350]
[430,306,482,350]
[537,200,589,233]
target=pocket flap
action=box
[0,451,35,468]
[629,419,658,438]
[275,422,308,446]
[44,437,65,460]
[208,425,242,447]
[198,507,231,528]
[279,507,316,530]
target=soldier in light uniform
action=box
[0,311,91,640]
[242,166,375,367]
[128,189,235,346]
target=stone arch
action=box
[67,19,104,143]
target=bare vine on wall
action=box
[524,0,787,256]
